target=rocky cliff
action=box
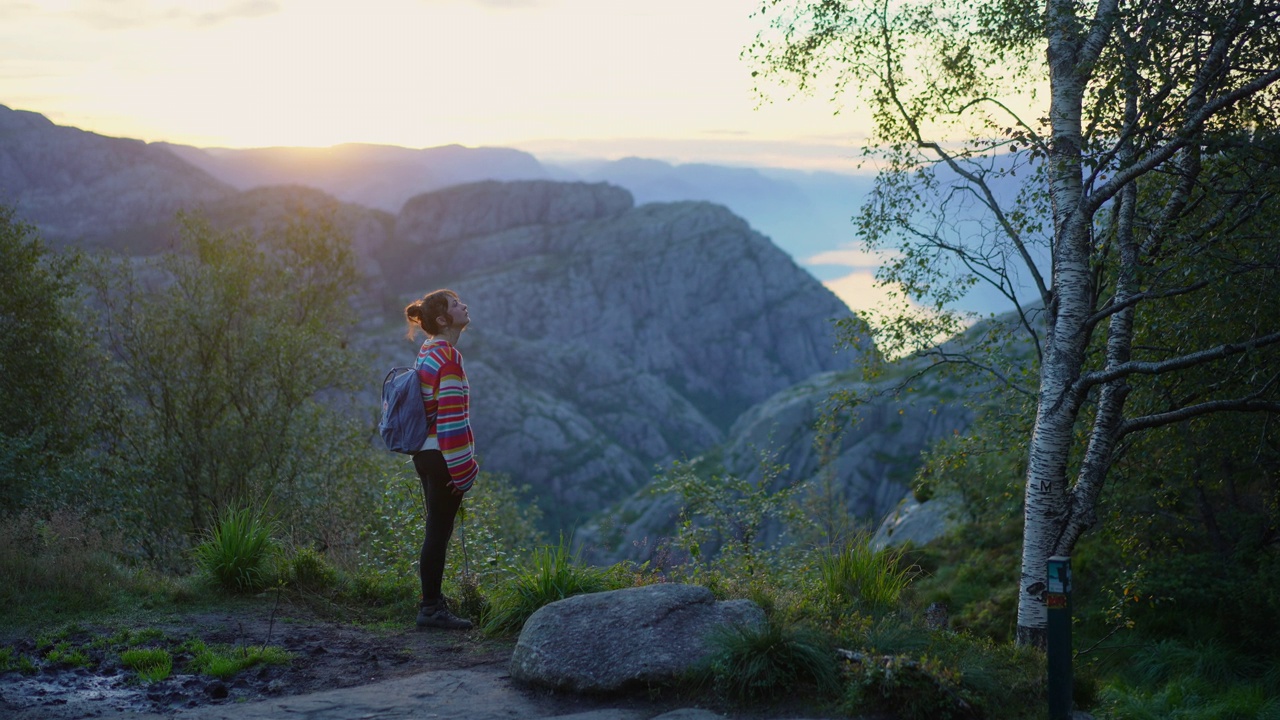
[576,361,972,563]
[367,180,864,524]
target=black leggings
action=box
[412,450,462,603]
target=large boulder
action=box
[870,494,963,550]
[510,584,764,694]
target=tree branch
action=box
[1119,399,1280,438]
[1080,331,1280,389]
[1086,64,1280,215]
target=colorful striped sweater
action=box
[415,338,478,493]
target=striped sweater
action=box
[415,338,478,492]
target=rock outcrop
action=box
[578,363,972,563]
[510,584,764,694]
[870,494,963,550]
[364,182,865,524]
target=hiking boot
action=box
[416,599,473,630]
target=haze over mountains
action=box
[0,103,968,542]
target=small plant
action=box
[183,639,292,679]
[843,653,979,720]
[286,545,340,592]
[701,620,840,702]
[120,647,173,682]
[0,646,38,674]
[481,536,616,636]
[44,641,93,669]
[193,505,278,593]
[452,571,489,625]
[819,536,918,615]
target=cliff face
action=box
[371,180,864,523]
[576,363,972,563]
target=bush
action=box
[193,505,278,593]
[818,536,918,615]
[843,653,980,720]
[0,510,126,622]
[700,620,840,702]
[481,536,619,636]
[285,545,341,592]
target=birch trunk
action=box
[1015,0,1097,647]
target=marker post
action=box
[1046,555,1073,720]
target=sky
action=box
[0,0,932,315]
[0,0,869,168]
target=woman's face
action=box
[443,295,470,330]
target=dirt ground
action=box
[0,600,834,720]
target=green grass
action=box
[120,647,173,682]
[700,620,840,702]
[183,638,293,679]
[818,536,918,615]
[44,640,94,669]
[481,537,619,636]
[0,646,38,675]
[192,505,278,593]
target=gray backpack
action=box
[378,366,432,454]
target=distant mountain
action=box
[161,142,550,214]
[550,157,875,276]
[156,137,876,277]
[0,104,234,248]
[0,105,874,530]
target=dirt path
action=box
[0,601,838,720]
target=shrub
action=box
[842,653,980,720]
[700,620,840,702]
[819,536,918,615]
[120,647,173,682]
[193,505,278,593]
[285,545,341,592]
[0,510,125,622]
[481,537,618,636]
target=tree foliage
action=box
[0,207,97,513]
[752,0,1280,644]
[87,212,375,562]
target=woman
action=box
[404,289,478,630]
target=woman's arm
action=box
[434,351,478,492]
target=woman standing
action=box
[404,289,478,630]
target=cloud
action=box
[74,0,280,30]
[823,269,900,315]
[193,0,278,26]
[806,247,889,270]
[418,0,544,7]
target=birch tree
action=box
[751,0,1280,645]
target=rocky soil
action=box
[0,600,846,720]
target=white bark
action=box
[1016,0,1104,647]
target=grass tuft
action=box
[120,647,173,682]
[818,536,918,615]
[700,620,840,702]
[481,536,616,636]
[192,505,278,593]
[183,638,293,679]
